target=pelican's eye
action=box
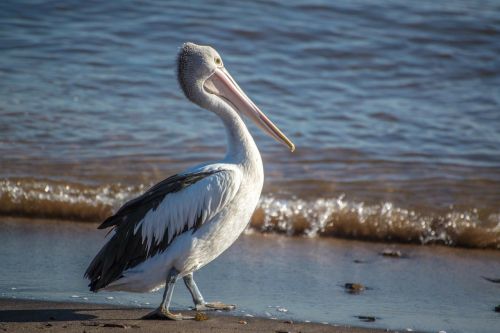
[214,57,222,66]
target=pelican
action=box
[85,42,295,320]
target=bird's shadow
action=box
[0,308,98,323]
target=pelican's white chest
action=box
[177,147,264,274]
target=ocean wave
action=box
[253,195,500,249]
[0,178,140,221]
[1,178,499,249]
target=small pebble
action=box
[357,315,376,322]
[238,320,247,325]
[194,312,209,321]
[103,323,129,328]
[345,283,365,293]
[381,249,403,258]
[284,320,293,324]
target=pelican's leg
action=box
[183,273,235,311]
[142,268,194,320]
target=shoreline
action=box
[1,218,499,332]
[2,216,499,252]
[0,298,392,333]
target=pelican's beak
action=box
[204,67,295,152]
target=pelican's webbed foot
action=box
[142,307,195,321]
[184,273,235,312]
[195,301,236,311]
[142,267,195,320]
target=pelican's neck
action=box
[203,99,260,167]
[218,107,260,163]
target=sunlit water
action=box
[1,218,499,333]
[1,0,499,247]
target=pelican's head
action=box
[177,42,295,152]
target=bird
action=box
[85,42,295,320]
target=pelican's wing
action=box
[85,165,242,291]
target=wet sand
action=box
[1,217,499,332]
[0,298,390,333]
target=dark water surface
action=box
[1,218,499,333]
[1,1,499,246]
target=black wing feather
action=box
[85,171,217,292]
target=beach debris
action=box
[81,322,100,327]
[344,283,365,293]
[482,276,500,283]
[45,323,53,327]
[194,312,209,321]
[283,320,293,324]
[102,323,130,328]
[494,305,500,313]
[356,315,376,322]
[276,307,288,313]
[106,296,114,300]
[275,330,291,333]
[244,314,254,317]
[380,249,403,258]
[238,320,247,325]
[82,322,139,329]
[353,259,366,264]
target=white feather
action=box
[134,164,242,253]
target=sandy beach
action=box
[0,298,392,333]
[1,217,499,332]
